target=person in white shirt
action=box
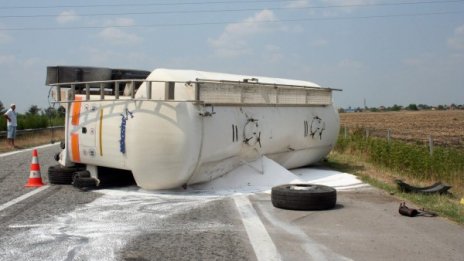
[3,103,17,148]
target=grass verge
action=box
[0,129,64,153]
[327,151,464,225]
[336,129,464,191]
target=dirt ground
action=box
[0,129,63,153]
[340,110,464,146]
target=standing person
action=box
[3,104,17,148]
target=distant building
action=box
[344,106,356,113]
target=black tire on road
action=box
[73,177,98,189]
[271,184,337,210]
[72,170,91,181]
[72,170,95,189]
[48,165,85,185]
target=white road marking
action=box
[258,205,353,261]
[0,185,50,212]
[0,143,57,158]
[8,224,49,228]
[233,195,281,261]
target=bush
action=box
[17,114,50,130]
[335,130,464,185]
[406,104,418,111]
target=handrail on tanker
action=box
[49,79,181,103]
[195,78,342,92]
[48,78,339,106]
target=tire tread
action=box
[271,184,337,210]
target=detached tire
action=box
[271,184,337,210]
[48,165,85,185]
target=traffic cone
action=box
[25,149,45,187]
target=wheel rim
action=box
[289,184,316,191]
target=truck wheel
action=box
[72,170,91,180]
[72,171,96,190]
[48,165,85,185]
[73,177,98,190]
[271,184,337,210]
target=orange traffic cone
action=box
[25,149,45,187]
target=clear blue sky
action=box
[1,0,463,112]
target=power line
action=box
[2,0,301,10]
[0,0,463,19]
[1,10,462,31]
[0,0,462,11]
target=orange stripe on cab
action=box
[71,96,82,126]
[71,132,81,162]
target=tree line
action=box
[0,101,65,131]
[340,103,464,113]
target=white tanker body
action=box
[47,67,340,190]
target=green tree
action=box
[44,106,57,117]
[45,106,66,126]
[27,105,41,115]
[0,101,5,131]
[406,104,418,111]
[390,104,402,111]
[417,104,430,110]
[57,106,66,117]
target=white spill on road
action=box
[5,189,224,260]
[4,156,367,260]
[189,156,368,194]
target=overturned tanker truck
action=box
[46,66,341,190]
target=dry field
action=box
[0,129,64,153]
[340,110,464,147]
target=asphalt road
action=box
[1,145,463,261]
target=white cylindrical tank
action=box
[122,69,340,190]
[126,101,202,189]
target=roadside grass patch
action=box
[0,129,64,153]
[399,193,464,224]
[334,129,464,196]
[327,151,464,225]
